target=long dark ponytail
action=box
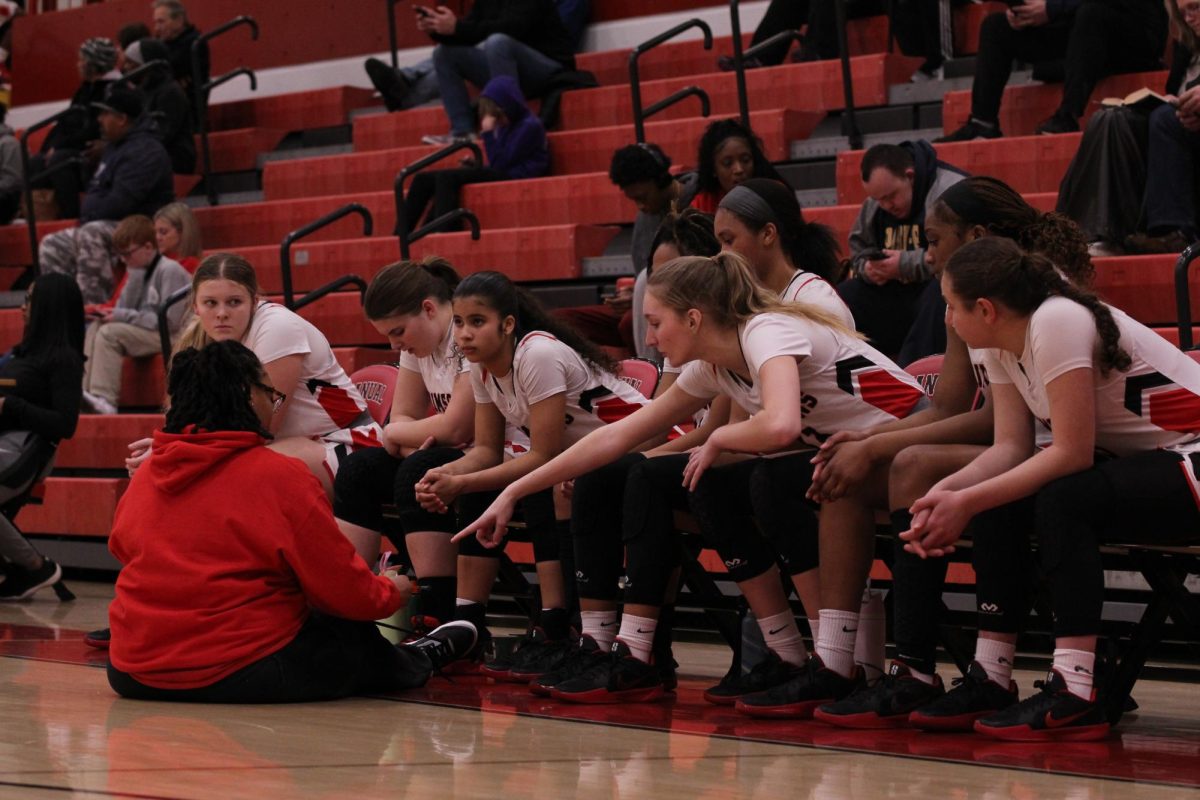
[944,237,1129,374]
[453,271,619,373]
[718,177,841,281]
[163,340,274,437]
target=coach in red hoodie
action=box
[106,340,474,703]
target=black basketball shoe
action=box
[735,654,864,719]
[908,660,1019,732]
[550,640,666,704]
[974,669,1110,742]
[702,650,804,706]
[813,662,945,728]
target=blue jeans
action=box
[432,33,563,135]
[1144,103,1200,234]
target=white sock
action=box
[975,637,1016,686]
[580,609,618,650]
[615,613,656,663]
[756,609,807,668]
[815,609,858,678]
[1054,648,1096,700]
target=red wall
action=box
[13,0,727,106]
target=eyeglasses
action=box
[116,245,143,261]
[254,381,286,413]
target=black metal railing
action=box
[18,105,87,274]
[280,203,373,310]
[727,2,802,128]
[629,19,713,144]
[192,16,260,207]
[1176,243,1200,350]
[394,140,483,260]
[387,0,404,70]
[157,285,190,368]
[833,0,864,150]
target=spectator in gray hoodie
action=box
[81,214,191,415]
[0,103,21,224]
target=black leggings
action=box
[399,167,504,236]
[332,446,411,542]
[108,614,432,703]
[392,446,558,561]
[973,450,1200,638]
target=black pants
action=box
[393,446,558,561]
[107,614,433,703]
[896,277,948,368]
[971,4,1164,125]
[399,167,504,236]
[806,0,887,59]
[0,191,19,226]
[332,445,410,543]
[837,276,931,359]
[748,0,810,65]
[1143,103,1200,236]
[892,0,950,69]
[973,451,1200,639]
[30,149,86,220]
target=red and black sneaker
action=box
[973,669,1110,742]
[908,660,1019,732]
[84,627,111,649]
[507,628,580,682]
[479,628,544,681]
[813,662,945,729]
[734,655,864,719]
[549,640,666,704]
[702,650,803,706]
[529,634,606,696]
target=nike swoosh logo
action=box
[768,626,788,635]
[1072,665,1092,674]
[635,628,654,634]
[599,621,617,628]
[842,626,858,633]
[1045,708,1091,729]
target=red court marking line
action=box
[377,676,1200,790]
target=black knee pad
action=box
[521,489,559,563]
[332,446,401,530]
[569,456,645,602]
[1033,469,1103,575]
[969,498,1036,634]
[394,447,465,533]
[687,461,776,584]
[749,455,819,575]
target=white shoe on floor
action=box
[82,390,118,415]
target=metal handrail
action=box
[157,285,190,368]
[18,105,86,274]
[728,2,802,127]
[117,58,171,88]
[387,0,404,70]
[394,140,483,259]
[280,203,373,310]
[629,19,713,143]
[293,275,369,313]
[404,208,480,258]
[192,16,260,207]
[1175,243,1200,350]
[833,0,864,150]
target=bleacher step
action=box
[184,190,266,209]
[257,143,354,169]
[790,127,946,160]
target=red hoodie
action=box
[108,429,402,689]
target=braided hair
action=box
[163,340,274,438]
[647,208,720,271]
[453,271,619,373]
[944,237,1130,374]
[930,176,1094,287]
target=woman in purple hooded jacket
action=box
[398,76,549,236]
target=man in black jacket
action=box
[419,0,575,144]
[123,37,196,174]
[152,0,208,117]
[39,88,174,305]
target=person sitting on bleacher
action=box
[418,0,575,145]
[401,76,548,236]
[839,141,965,361]
[105,339,478,704]
[151,0,207,117]
[689,119,785,215]
[28,37,120,221]
[808,177,1096,730]
[897,237,1200,741]
[39,87,174,307]
[121,37,196,175]
[0,274,85,601]
[152,201,202,272]
[80,215,191,416]
[1057,0,1200,256]
[554,144,700,359]
[937,0,1167,140]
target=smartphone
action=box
[859,248,887,261]
[414,5,433,18]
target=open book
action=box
[1100,88,1174,111]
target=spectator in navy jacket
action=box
[39,87,174,305]
[398,76,548,236]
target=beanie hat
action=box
[79,37,119,74]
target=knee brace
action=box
[332,447,401,531]
[394,447,464,534]
[687,461,776,584]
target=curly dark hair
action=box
[608,143,673,189]
[163,341,274,437]
[695,118,783,196]
[930,176,1095,287]
[647,208,720,271]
